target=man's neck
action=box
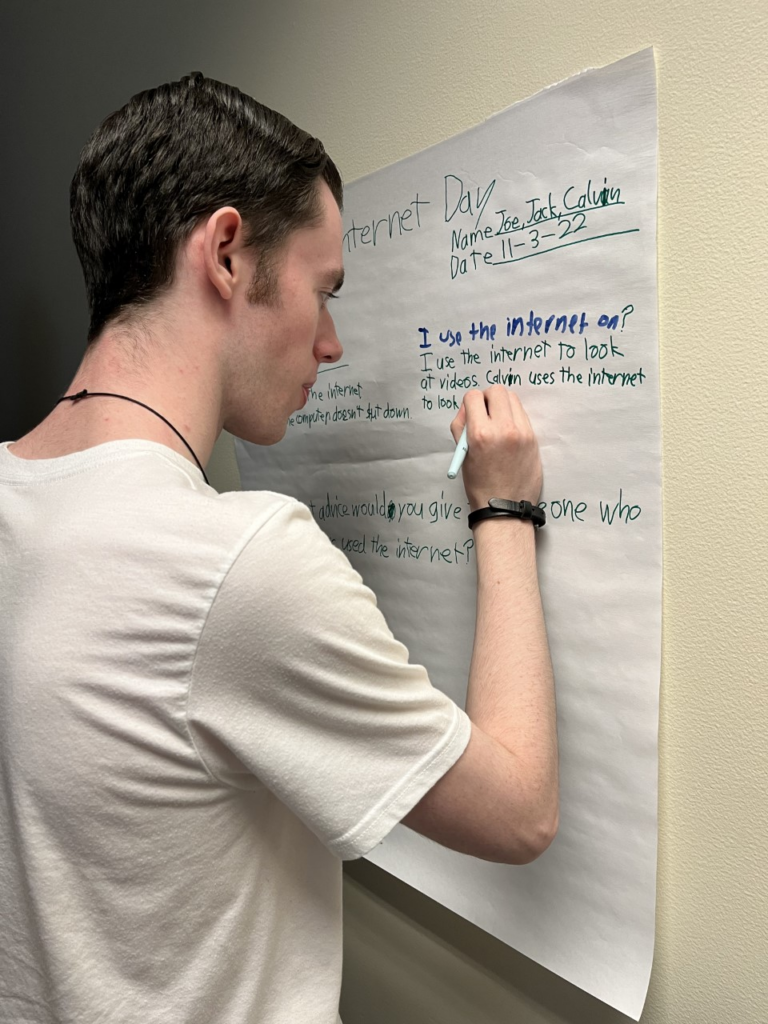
[10,330,224,473]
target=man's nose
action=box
[316,309,343,363]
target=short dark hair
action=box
[70,72,343,342]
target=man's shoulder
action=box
[83,441,310,538]
[135,471,315,556]
[15,440,318,567]
[197,486,312,541]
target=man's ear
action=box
[202,207,248,301]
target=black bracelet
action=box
[468,498,546,529]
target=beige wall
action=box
[4,0,766,1019]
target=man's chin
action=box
[226,421,288,448]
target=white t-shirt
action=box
[0,440,470,1024]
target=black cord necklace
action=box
[55,389,209,485]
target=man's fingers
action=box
[457,387,537,452]
[450,404,466,443]
[483,385,517,422]
[461,389,490,434]
[483,385,536,440]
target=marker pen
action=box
[447,426,469,479]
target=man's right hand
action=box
[450,386,543,511]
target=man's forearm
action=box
[467,518,559,831]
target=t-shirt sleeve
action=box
[187,496,471,860]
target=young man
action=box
[0,74,558,1023]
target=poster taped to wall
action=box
[237,48,660,1019]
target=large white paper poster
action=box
[237,49,659,1019]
